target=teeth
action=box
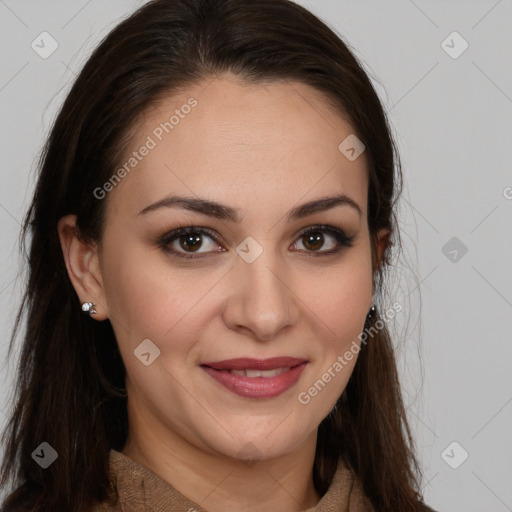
[261,368,287,377]
[229,367,290,378]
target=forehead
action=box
[105,75,369,221]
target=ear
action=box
[371,228,391,297]
[57,214,109,320]
[376,228,391,267]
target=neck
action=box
[121,396,321,511]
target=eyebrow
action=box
[138,193,362,222]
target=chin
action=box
[197,417,314,464]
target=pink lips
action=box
[201,357,308,399]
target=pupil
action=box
[181,233,202,252]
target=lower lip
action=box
[201,363,308,399]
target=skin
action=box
[59,73,389,512]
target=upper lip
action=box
[201,357,307,371]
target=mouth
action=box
[200,357,308,399]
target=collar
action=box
[100,449,373,512]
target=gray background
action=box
[1,1,511,510]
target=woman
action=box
[0,0,437,510]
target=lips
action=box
[200,357,308,399]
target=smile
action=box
[200,357,308,399]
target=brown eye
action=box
[301,231,324,251]
[158,227,223,259]
[291,225,355,257]
[158,224,354,261]
[179,233,203,252]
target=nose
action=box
[222,245,300,341]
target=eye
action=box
[157,223,355,260]
[157,226,224,259]
[291,224,355,257]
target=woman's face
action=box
[95,74,386,461]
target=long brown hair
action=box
[1,0,433,510]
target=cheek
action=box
[298,250,373,399]
[100,245,230,391]
[305,253,373,336]
[101,236,193,328]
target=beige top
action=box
[90,449,375,511]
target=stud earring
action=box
[81,302,97,315]
[366,304,376,322]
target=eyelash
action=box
[156,223,355,260]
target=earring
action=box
[366,304,376,322]
[81,302,97,315]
